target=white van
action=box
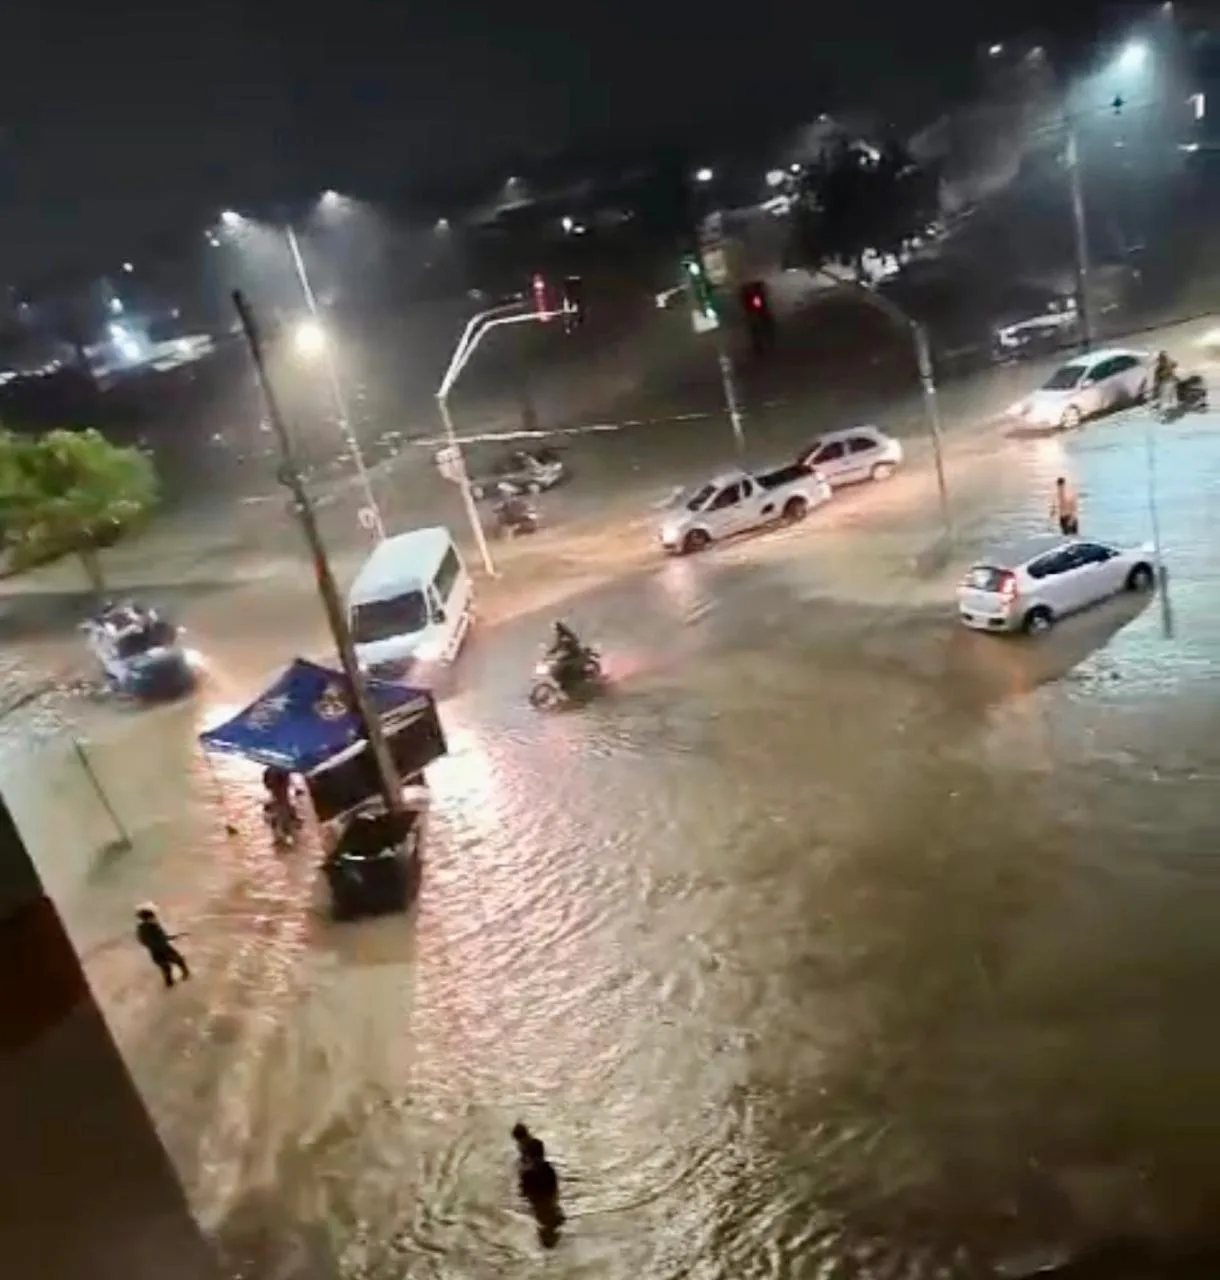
[348,526,473,679]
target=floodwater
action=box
[5,404,1220,1279]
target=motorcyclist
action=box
[547,621,586,691]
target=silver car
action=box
[799,425,904,487]
[956,535,1156,634]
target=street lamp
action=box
[283,219,385,540]
[220,209,243,228]
[1117,40,1148,73]
[293,317,327,358]
[694,167,714,184]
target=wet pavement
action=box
[6,381,1220,1277]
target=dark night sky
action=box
[2,0,1101,278]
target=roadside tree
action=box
[0,428,159,591]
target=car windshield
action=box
[351,590,429,644]
[1042,363,1087,391]
[685,483,717,511]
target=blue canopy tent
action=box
[198,657,438,775]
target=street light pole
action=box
[435,300,565,578]
[815,272,953,556]
[232,290,403,816]
[284,224,385,539]
[1064,122,1095,351]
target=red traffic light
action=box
[531,273,553,318]
[748,292,763,310]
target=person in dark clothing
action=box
[135,906,190,988]
[511,1124,564,1247]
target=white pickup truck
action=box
[658,462,833,555]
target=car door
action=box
[1111,354,1144,401]
[844,434,879,482]
[1027,547,1083,613]
[1073,542,1126,603]
[707,481,748,536]
[808,439,848,485]
[1081,357,1117,412]
[1046,544,1102,613]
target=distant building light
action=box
[988,43,1003,57]
[561,215,574,233]
[108,297,123,315]
[694,167,714,183]
[122,261,134,273]
[765,169,786,187]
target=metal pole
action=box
[1143,414,1173,637]
[912,322,954,550]
[285,224,385,539]
[714,337,746,454]
[1065,124,1094,351]
[436,393,497,576]
[232,290,403,816]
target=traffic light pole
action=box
[436,301,570,578]
[714,337,746,455]
[233,291,404,817]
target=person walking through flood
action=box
[1051,476,1080,536]
[135,905,190,988]
[511,1123,564,1247]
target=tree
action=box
[0,428,159,591]
[787,140,941,280]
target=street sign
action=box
[435,445,465,483]
[691,308,720,334]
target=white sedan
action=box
[1008,348,1150,430]
[798,425,904,487]
[956,535,1156,635]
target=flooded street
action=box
[5,398,1220,1278]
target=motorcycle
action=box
[1156,373,1208,421]
[493,491,540,539]
[529,645,604,710]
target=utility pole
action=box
[912,322,953,552]
[1064,123,1094,351]
[233,291,403,816]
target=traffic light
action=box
[681,255,718,320]
[560,275,584,331]
[531,273,554,320]
[739,279,775,352]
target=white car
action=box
[1009,348,1150,429]
[956,535,1156,635]
[798,425,904,487]
[659,462,833,554]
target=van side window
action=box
[434,546,462,601]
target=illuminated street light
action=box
[988,42,1004,57]
[122,261,134,273]
[765,169,786,187]
[434,217,450,233]
[220,209,243,228]
[293,317,327,358]
[1117,40,1148,73]
[694,167,714,183]
[561,215,574,233]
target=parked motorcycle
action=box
[529,646,604,710]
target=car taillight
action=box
[998,571,1018,600]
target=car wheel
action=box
[1061,405,1081,430]
[682,529,711,555]
[782,496,809,522]
[871,461,896,482]
[1126,562,1155,592]
[1022,606,1054,635]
